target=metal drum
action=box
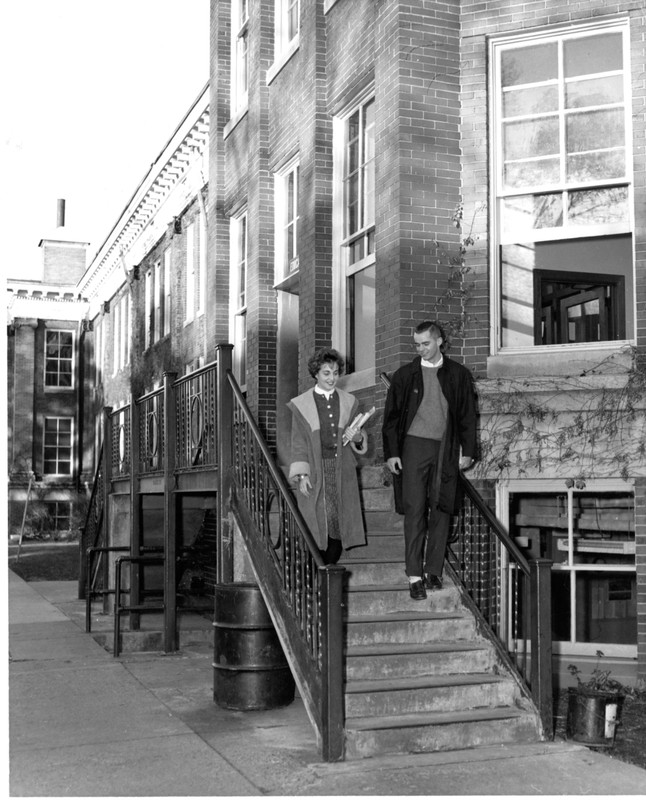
[213,583,295,710]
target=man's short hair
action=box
[415,320,446,349]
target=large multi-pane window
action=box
[230,210,248,388]
[274,160,299,283]
[45,330,73,388]
[163,248,172,336]
[503,480,636,655]
[185,216,205,324]
[491,21,633,350]
[231,0,249,115]
[43,417,73,476]
[334,93,376,376]
[45,501,72,533]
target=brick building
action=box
[208,0,645,690]
[7,201,91,541]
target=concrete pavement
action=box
[8,569,646,796]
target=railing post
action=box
[216,344,234,584]
[163,372,178,653]
[530,558,553,739]
[102,407,113,614]
[319,565,345,762]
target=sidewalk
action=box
[8,570,646,797]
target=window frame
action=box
[229,209,248,390]
[489,20,635,357]
[231,0,249,116]
[498,478,636,658]
[332,87,376,388]
[44,329,74,390]
[274,158,300,287]
[43,416,73,477]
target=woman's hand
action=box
[298,475,312,496]
[342,426,363,446]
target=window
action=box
[94,319,103,386]
[491,22,634,350]
[231,0,249,115]
[502,479,636,655]
[45,330,73,388]
[43,417,73,476]
[154,259,162,341]
[274,160,299,283]
[334,92,376,377]
[163,248,172,336]
[230,210,248,388]
[275,0,299,55]
[45,501,72,533]
[112,300,121,376]
[185,217,204,323]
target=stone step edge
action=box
[345,610,470,624]
[345,672,510,695]
[346,582,457,594]
[345,641,487,658]
[345,705,530,732]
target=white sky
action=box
[1,0,210,280]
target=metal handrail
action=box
[225,370,345,761]
[79,442,105,599]
[113,554,166,657]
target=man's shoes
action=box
[409,580,427,600]
[425,574,443,591]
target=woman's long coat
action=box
[287,388,367,550]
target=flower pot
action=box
[566,687,623,747]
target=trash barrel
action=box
[213,582,295,710]
[566,688,622,746]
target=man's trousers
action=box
[401,435,450,578]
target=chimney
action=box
[56,198,66,228]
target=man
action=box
[382,320,477,600]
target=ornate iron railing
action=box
[175,364,218,470]
[225,370,345,761]
[137,388,164,475]
[110,405,131,478]
[379,372,553,737]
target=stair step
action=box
[344,707,541,760]
[345,673,522,717]
[345,583,461,615]
[343,532,402,561]
[345,640,495,679]
[345,611,476,645]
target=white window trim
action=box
[44,328,75,391]
[274,157,299,287]
[112,301,121,376]
[497,477,636,659]
[145,269,153,348]
[230,0,249,118]
[185,220,196,325]
[43,416,74,477]
[229,209,248,390]
[163,248,172,337]
[332,85,376,389]
[488,19,635,358]
[154,259,162,342]
[197,211,206,317]
[267,0,300,84]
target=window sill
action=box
[487,342,634,379]
[324,0,343,12]
[267,37,299,85]
[274,270,299,294]
[223,105,248,140]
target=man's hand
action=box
[386,457,402,475]
[459,456,474,471]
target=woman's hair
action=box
[307,348,345,378]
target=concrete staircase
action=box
[338,472,543,760]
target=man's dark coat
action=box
[382,355,477,514]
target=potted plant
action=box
[566,651,628,747]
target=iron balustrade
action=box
[79,442,105,599]
[137,388,165,475]
[379,372,553,738]
[226,370,345,762]
[174,363,218,470]
[110,405,131,478]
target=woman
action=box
[287,348,367,564]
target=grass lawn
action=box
[8,541,80,582]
